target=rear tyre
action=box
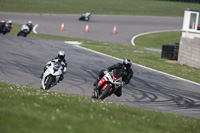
[45,76,53,90]
[99,85,112,100]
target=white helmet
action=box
[7,20,12,24]
[28,20,32,24]
[57,51,65,61]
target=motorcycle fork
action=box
[102,83,114,96]
[109,87,117,95]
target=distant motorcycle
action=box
[17,24,30,37]
[0,23,8,35]
[92,69,124,100]
[79,13,92,21]
[40,61,63,90]
[0,20,13,35]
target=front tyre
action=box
[99,85,112,100]
[45,76,53,90]
[17,31,22,36]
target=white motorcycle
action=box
[40,61,63,90]
[79,12,92,21]
[17,24,30,37]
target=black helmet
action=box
[57,50,65,61]
[123,58,132,69]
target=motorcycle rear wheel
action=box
[99,85,111,100]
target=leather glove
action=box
[103,69,109,74]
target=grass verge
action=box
[0,0,200,17]
[1,81,200,133]
[134,31,182,49]
[9,24,200,84]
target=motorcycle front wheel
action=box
[17,32,21,36]
[99,85,112,100]
[45,76,54,90]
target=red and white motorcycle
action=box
[92,69,124,100]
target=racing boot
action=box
[58,74,64,83]
[93,80,98,86]
[91,88,98,99]
[93,77,100,86]
[40,67,47,81]
[40,73,43,81]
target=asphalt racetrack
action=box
[0,13,200,118]
[1,13,183,45]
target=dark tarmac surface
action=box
[0,35,200,118]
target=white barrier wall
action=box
[178,8,200,69]
[178,37,200,68]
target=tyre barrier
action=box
[161,43,179,60]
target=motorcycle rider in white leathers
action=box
[26,21,33,33]
[40,51,67,82]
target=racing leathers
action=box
[40,57,67,82]
[26,23,33,34]
[94,63,133,97]
[0,20,6,33]
[6,23,13,32]
[5,21,13,33]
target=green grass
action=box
[9,24,200,84]
[82,42,200,84]
[2,1,200,133]
[1,81,200,133]
[134,31,182,49]
[0,0,200,17]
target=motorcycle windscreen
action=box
[112,69,123,79]
[53,62,61,70]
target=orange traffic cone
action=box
[61,22,64,31]
[85,24,89,32]
[113,25,117,34]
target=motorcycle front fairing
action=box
[41,61,63,89]
[21,25,29,33]
[48,62,63,82]
[107,70,123,95]
[111,69,123,89]
[97,69,123,95]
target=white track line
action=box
[33,24,39,34]
[131,29,181,46]
[71,44,200,86]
